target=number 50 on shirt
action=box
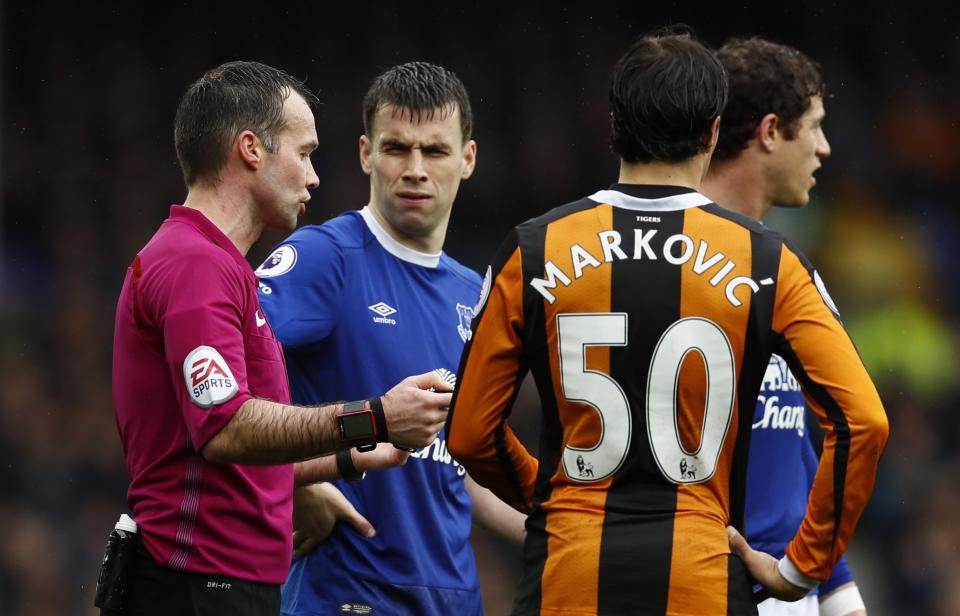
[557,313,734,485]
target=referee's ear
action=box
[237,129,264,171]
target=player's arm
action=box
[447,232,539,513]
[465,474,527,544]
[256,226,345,349]
[770,244,889,587]
[727,526,808,602]
[799,432,867,615]
[294,443,411,485]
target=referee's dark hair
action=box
[362,61,473,143]
[174,61,319,187]
[609,26,728,164]
[712,38,826,161]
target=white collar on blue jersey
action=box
[359,206,442,268]
[588,189,713,211]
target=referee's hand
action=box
[381,371,453,449]
[727,526,809,602]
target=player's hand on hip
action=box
[354,442,411,471]
[381,371,452,449]
[727,526,809,602]
[293,483,375,557]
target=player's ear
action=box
[359,135,373,176]
[461,139,477,180]
[704,116,721,154]
[237,130,262,170]
[757,114,779,153]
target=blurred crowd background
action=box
[2,3,958,614]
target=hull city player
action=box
[447,29,888,616]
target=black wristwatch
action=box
[336,398,387,452]
[335,449,365,483]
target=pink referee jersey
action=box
[112,205,293,584]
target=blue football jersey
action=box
[745,354,854,596]
[257,208,484,616]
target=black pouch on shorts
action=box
[94,514,140,614]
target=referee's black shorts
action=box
[109,542,280,616]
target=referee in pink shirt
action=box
[108,61,452,616]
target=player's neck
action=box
[702,158,771,222]
[183,183,262,256]
[618,154,710,191]
[366,201,446,255]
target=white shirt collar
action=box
[359,206,441,268]
[588,189,713,211]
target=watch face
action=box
[341,412,374,439]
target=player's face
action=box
[257,93,320,232]
[360,104,476,251]
[770,96,830,208]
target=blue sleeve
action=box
[821,553,855,595]
[256,225,345,349]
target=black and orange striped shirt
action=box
[447,185,888,616]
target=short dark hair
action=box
[609,28,727,163]
[174,61,319,187]
[362,61,473,142]
[713,38,826,161]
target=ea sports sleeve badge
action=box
[183,346,239,408]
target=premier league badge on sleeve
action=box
[183,346,238,408]
[255,244,298,278]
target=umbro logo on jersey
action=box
[369,302,397,325]
[339,602,373,614]
[183,346,238,408]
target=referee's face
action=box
[258,93,320,232]
[360,104,476,253]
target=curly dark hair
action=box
[609,27,728,164]
[362,61,472,143]
[174,61,319,187]
[713,38,826,161]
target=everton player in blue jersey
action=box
[258,62,526,616]
[704,38,867,616]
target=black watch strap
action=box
[335,449,365,483]
[368,397,388,443]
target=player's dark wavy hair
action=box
[362,61,473,142]
[609,27,727,163]
[174,61,319,187]
[713,38,826,161]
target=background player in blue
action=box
[704,38,867,616]
[258,62,526,616]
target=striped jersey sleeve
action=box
[771,243,889,584]
[448,229,539,512]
